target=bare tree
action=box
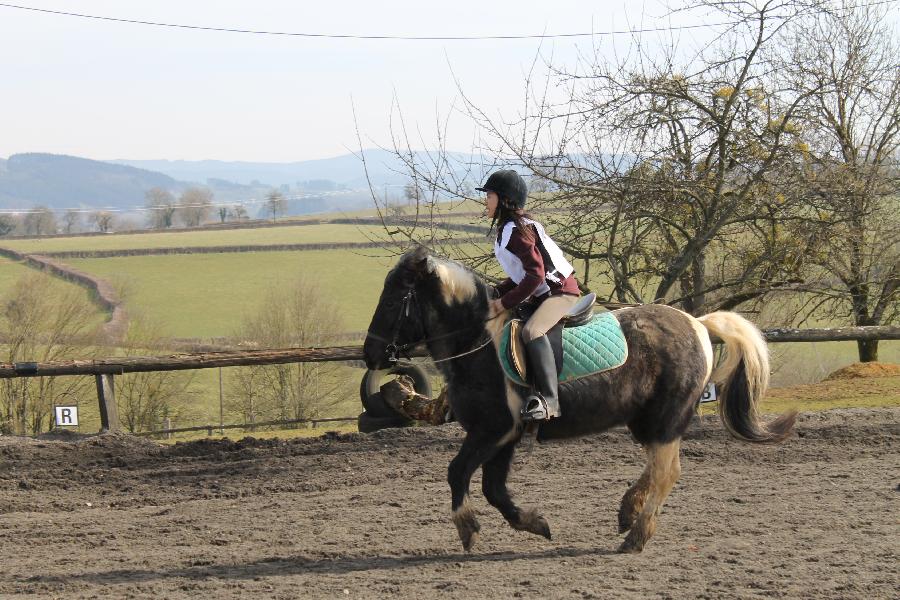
[217,205,231,223]
[378,1,827,316]
[0,214,16,236]
[0,274,100,434]
[22,206,56,236]
[178,187,214,227]
[145,187,177,229]
[115,316,197,433]
[777,2,900,360]
[62,210,81,234]
[265,189,288,222]
[232,205,249,221]
[227,278,353,425]
[226,361,266,428]
[89,211,115,233]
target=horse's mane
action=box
[398,249,482,306]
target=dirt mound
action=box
[824,361,900,380]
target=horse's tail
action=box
[698,312,796,443]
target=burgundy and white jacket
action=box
[493,218,580,310]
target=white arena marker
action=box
[700,382,717,404]
[55,406,79,426]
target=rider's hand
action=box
[489,299,505,319]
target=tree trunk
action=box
[857,339,879,363]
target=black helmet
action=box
[476,170,528,209]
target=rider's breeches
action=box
[521,295,580,344]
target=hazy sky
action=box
[0,1,724,162]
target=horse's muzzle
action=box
[362,337,387,370]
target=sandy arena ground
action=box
[0,408,897,599]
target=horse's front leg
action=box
[482,440,552,540]
[448,434,499,552]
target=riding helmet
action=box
[476,170,528,209]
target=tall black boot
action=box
[521,334,561,421]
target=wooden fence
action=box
[0,326,897,435]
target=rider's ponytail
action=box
[492,204,535,244]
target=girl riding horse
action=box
[364,211,796,555]
[479,169,580,423]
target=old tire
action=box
[357,411,412,434]
[360,391,397,419]
[359,363,432,417]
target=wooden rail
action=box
[1,325,896,434]
[0,345,373,378]
[2,326,896,380]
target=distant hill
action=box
[0,149,494,214]
[115,149,484,189]
[0,153,181,210]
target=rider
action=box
[478,169,581,422]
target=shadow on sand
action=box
[24,545,620,586]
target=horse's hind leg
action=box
[482,441,552,540]
[619,439,682,553]
[448,435,499,552]
[618,464,652,534]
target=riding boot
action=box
[521,334,561,421]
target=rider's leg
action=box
[520,295,578,421]
[523,335,561,419]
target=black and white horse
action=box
[363,247,795,553]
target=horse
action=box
[363,247,796,553]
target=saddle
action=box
[500,294,629,386]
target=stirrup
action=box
[521,396,552,422]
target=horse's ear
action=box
[407,245,430,273]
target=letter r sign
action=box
[55,406,79,427]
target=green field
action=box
[67,249,397,337]
[0,223,410,254]
[0,256,32,287]
[0,257,108,329]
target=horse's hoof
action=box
[535,517,552,540]
[460,529,480,553]
[617,542,642,554]
[618,532,645,554]
[514,509,552,540]
[453,514,481,552]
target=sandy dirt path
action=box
[0,408,897,599]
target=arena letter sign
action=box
[55,406,79,427]
[699,383,717,404]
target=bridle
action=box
[367,285,495,365]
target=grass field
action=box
[0,199,488,255]
[0,256,108,328]
[0,256,32,287]
[67,249,400,337]
[0,223,407,254]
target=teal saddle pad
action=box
[499,311,629,386]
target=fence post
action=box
[95,374,119,433]
[163,417,171,439]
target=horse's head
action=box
[363,246,488,370]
